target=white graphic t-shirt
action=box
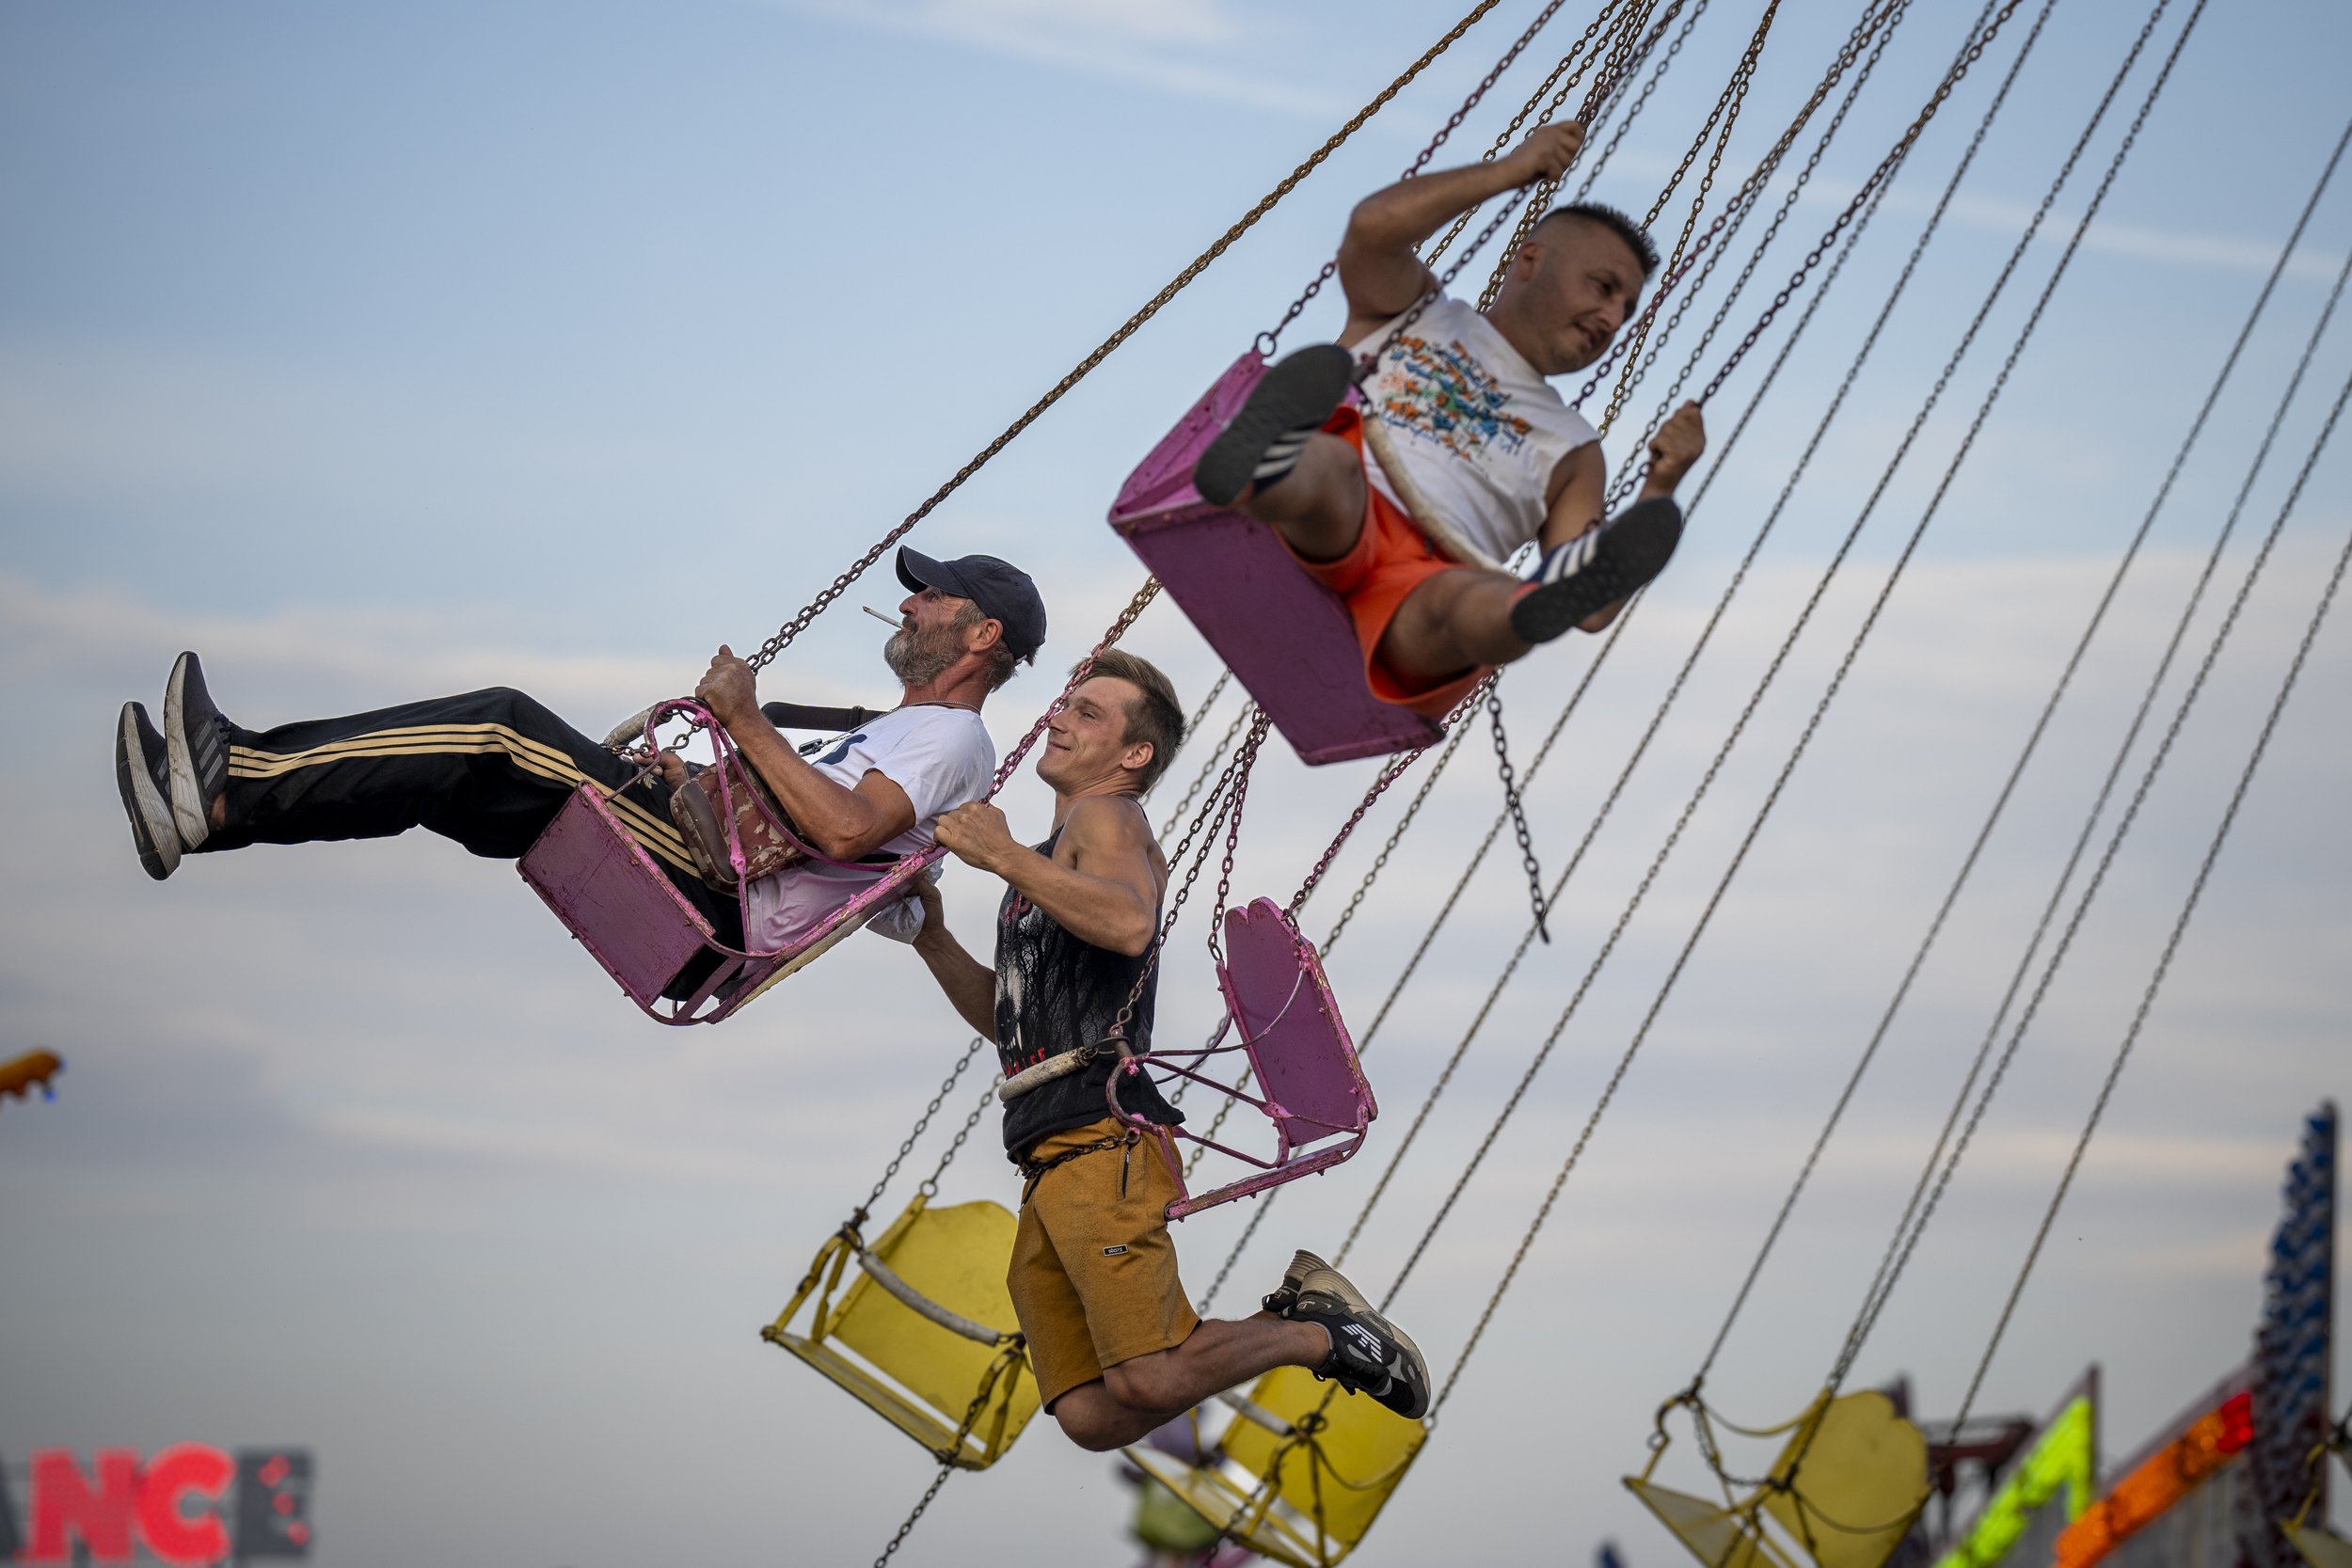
[1355,293,1601,562]
[741,705,995,951]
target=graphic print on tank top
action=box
[995,822,1184,1156]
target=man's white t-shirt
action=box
[1356,293,1601,562]
[740,705,995,951]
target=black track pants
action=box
[199,686,740,942]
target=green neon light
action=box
[1932,1398,2095,1568]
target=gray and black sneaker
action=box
[116,702,183,881]
[1508,496,1684,645]
[165,651,232,849]
[1273,1249,1431,1420]
[1193,343,1356,507]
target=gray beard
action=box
[884,625,959,687]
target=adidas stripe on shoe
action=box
[1193,344,1356,508]
[165,651,231,849]
[1275,1250,1432,1420]
[1508,496,1684,646]
[116,702,183,881]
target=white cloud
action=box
[769,0,1349,118]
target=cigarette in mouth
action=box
[862,606,901,627]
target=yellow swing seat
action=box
[1627,1389,1929,1568]
[760,1195,1041,1470]
[1126,1364,1428,1568]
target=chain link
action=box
[1486,686,1551,942]
[750,2,1516,675]
[859,1036,989,1221]
[1430,0,2191,1419]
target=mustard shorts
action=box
[1009,1117,1201,1409]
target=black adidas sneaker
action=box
[115,702,182,881]
[1193,343,1356,507]
[1273,1249,1432,1420]
[1508,495,1684,645]
[165,651,232,849]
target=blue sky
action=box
[3,2,2349,1563]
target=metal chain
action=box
[1826,40,2328,1388]
[1433,0,2198,1421]
[1486,686,1551,942]
[1105,712,1272,1049]
[1947,360,2352,1441]
[1317,694,1486,949]
[870,1339,1026,1566]
[1602,0,1918,448]
[859,1037,990,1221]
[916,1080,997,1198]
[1182,678,1486,1170]
[981,578,1161,800]
[1156,697,1251,838]
[1572,0,1714,200]
[1571,0,2015,436]
[1259,0,1580,355]
[747,2,1515,673]
[1692,89,2352,1387]
[1464,0,1675,299]
[1428,0,1670,268]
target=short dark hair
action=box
[953,599,1025,691]
[1079,649,1185,794]
[1536,201,1660,276]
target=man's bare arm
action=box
[693,646,917,861]
[1340,122,1586,343]
[911,881,998,1040]
[1539,439,1609,550]
[935,796,1162,958]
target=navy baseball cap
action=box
[895,547,1048,662]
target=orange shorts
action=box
[1289,405,1493,720]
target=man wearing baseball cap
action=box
[110,546,1047,996]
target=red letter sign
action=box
[25,1449,138,1563]
[138,1444,232,1565]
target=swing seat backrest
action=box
[1153,899,1375,1220]
[761,1196,1041,1471]
[1110,351,1443,767]
[1125,1365,1426,1568]
[1625,1392,1926,1568]
[1220,898,1375,1153]
[518,783,931,1025]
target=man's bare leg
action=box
[1236,433,1370,563]
[1050,1313,1329,1452]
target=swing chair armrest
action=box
[854,1247,1014,1347]
[1214,1387,1296,1438]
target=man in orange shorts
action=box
[1194,120,1708,718]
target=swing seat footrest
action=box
[1168,1135,1365,1221]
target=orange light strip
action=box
[2055,1391,2252,1568]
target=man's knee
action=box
[1102,1353,1182,1416]
[1050,1387,1133,1453]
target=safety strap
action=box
[762,700,886,733]
[1016,1128,1140,1204]
[1359,412,1507,573]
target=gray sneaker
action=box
[165,651,232,848]
[116,702,182,880]
[1273,1249,1432,1420]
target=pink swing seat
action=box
[1111,898,1377,1220]
[516,701,935,1026]
[1109,351,1443,767]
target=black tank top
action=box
[994,814,1184,1156]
